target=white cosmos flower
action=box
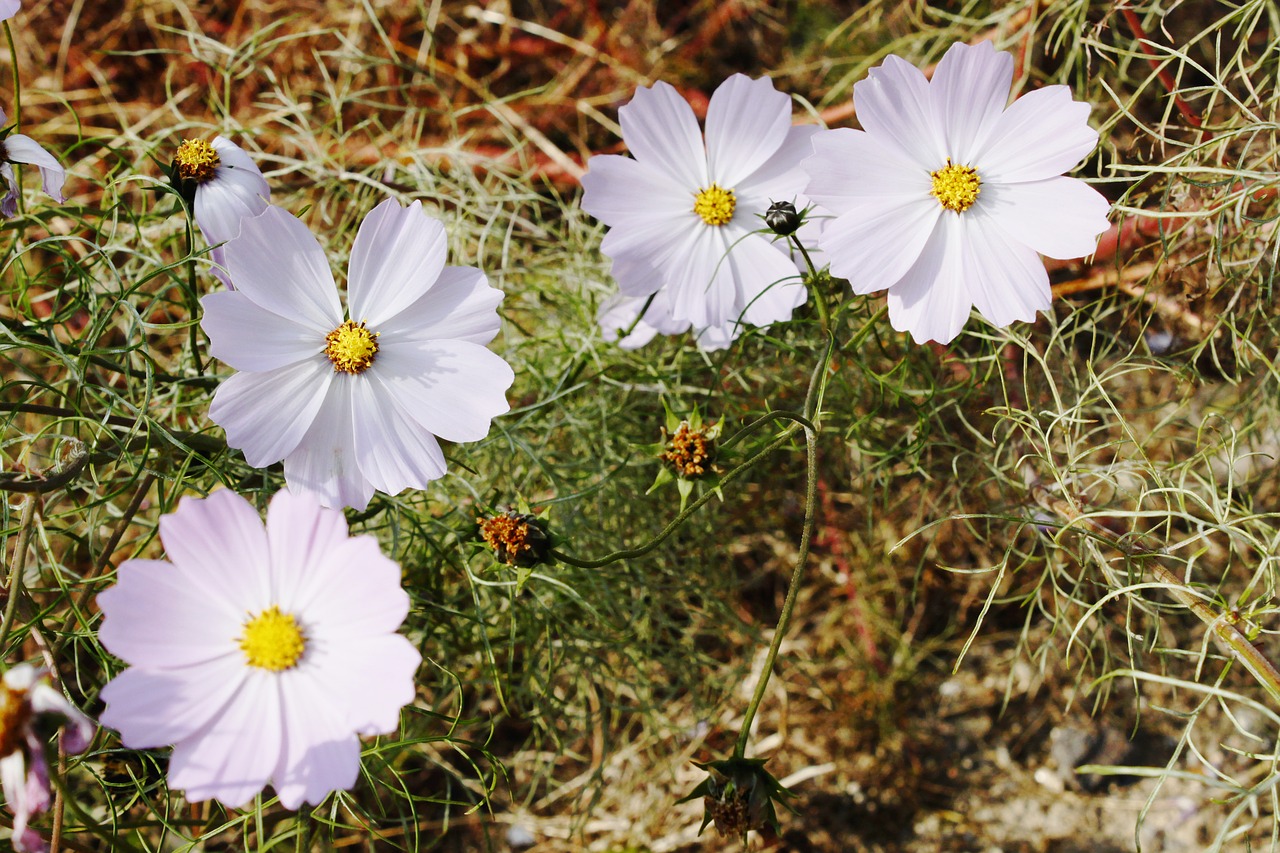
[597,291,743,352]
[0,107,65,218]
[172,136,270,285]
[0,1,17,20]
[803,41,1112,344]
[97,489,422,809]
[201,199,514,511]
[580,74,812,344]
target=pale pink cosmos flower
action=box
[0,2,17,22]
[97,488,422,809]
[0,108,65,218]
[0,664,95,853]
[803,41,1112,344]
[581,74,813,347]
[171,136,270,284]
[201,199,514,511]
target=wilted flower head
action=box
[803,41,1111,343]
[478,507,553,568]
[0,108,66,219]
[97,488,422,809]
[0,665,95,853]
[678,756,795,842]
[170,136,271,285]
[661,411,721,480]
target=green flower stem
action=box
[734,416,818,758]
[0,495,38,653]
[790,233,828,330]
[185,222,205,375]
[732,331,834,757]
[4,22,19,131]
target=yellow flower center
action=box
[239,606,307,671]
[174,139,221,184]
[325,320,379,374]
[930,160,981,213]
[693,184,736,226]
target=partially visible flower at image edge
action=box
[0,1,18,21]
[201,198,514,511]
[0,664,95,853]
[97,488,422,809]
[803,40,1112,344]
[581,74,815,346]
[170,135,271,285]
[0,107,66,219]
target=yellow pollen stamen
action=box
[479,514,532,564]
[174,139,221,184]
[662,421,713,478]
[325,320,380,374]
[693,184,736,226]
[239,606,307,672]
[930,159,981,213]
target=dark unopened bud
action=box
[478,509,552,568]
[764,200,801,236]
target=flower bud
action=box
[764,201,802,236]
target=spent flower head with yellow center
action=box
[199,199,514,511]
[647,403,724,510]
[803,41,1112,344]
[169,135,270,285]
[97,489,422,809]
[477,505,554,569]
[581,74,817,348]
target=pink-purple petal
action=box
[99,660,247,750]
[319,636,421,734]
[3,135,65,202]
[156,490,273,608]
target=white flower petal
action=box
[600,215,698,297]
[0,1,18,21]
[0,162,17,218]
[3,135,65,202]
[282,377,375,511]
[370,339,513,443]
[961,208,1051,326]
[347,198,447,326]
[704,74,792,188]
[853,54,943,170]
[351,376,449,495]
[210,359,332,468]
[736,125,819,211]
[818,196,941,294]
[885,214,973,344]
[664,226,741,328]
[597,292,683,348]
[272,671,360,808]
[983,176,1111,259]
[167,672,283,808]
[727,232,806,326]
[157,490,273,608]
[978,86,1098,183]
[580,153,692,224]
[692,321,743,351]
[378,266,504,346]
[100,660,246,750]
[223,206,342,332]
[197,141,270,248]
[618,81,708,189]
[804,127,931,211]
[200,291,322,372]
[930,41,1013,163]
[96,558,243,668]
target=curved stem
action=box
[734,419,819,756]
[0,495,37,652]
[4,22,19,130]
[790,233,828,331]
